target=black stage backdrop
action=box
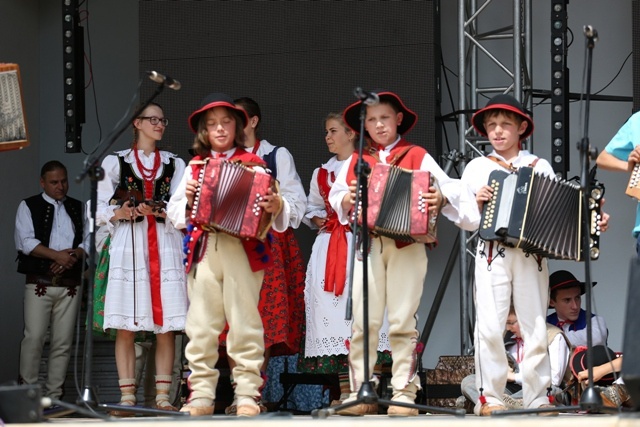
[139,0,438,260]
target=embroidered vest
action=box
[17,195,84,277]
[113,154,175,223]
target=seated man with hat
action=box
[547,270,608,348]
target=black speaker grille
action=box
[138,1,439,188]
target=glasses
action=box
[139,116,169,126]
[506,319,518,326]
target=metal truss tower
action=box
[456,0,533,354]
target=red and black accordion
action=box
[190,158,277,240]
[361,163,437,244]
[479,166,603,260]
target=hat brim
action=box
[471,103,534,141]
[188,100,248,134]
[570,346,618,385]
[343,91,417,136]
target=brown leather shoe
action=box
[336,403,378,416]
[479,403,507,416]
[108,401,136,417]
[179,404,214,416]
[387,405,419,417]
[155,399,179,412]
[601,384,631,408]
[237,404,261,417]
[108,408,136,417]
[536,403,559,416]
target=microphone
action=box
[353,87,379,105]
[146,71,181,90]
[583,25,598,40]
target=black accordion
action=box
[479,167,603,261]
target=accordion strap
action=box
[366,145,414,166]
[388,146,414,166]
[487,155,539,172]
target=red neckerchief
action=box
[514,337,524,363]
[318,167,349,296]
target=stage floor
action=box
[19,411,640,427]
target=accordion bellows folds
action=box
[190,158,277,240]
[479,167,603,261]
[364,163,437,244]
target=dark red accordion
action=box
[191,158,276,240]
[363,163,437,244]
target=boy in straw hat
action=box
[329,90,465,416]
[456,94,557,415]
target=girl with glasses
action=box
[94,102,188,414]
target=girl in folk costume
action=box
[95,102,188,412]
[218,98,306,411]
[299,113,391,407]
[166,93,289,417]
[329,91,464,416]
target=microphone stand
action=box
[312,89,464,418]
[576,26,606,413]
[75,81,188,417]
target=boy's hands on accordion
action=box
[475,184,494,212]
[259,187,283,214]
[185,178,199,211]
[342,179,359,211]
[342,179,447,214]
[424,185,447,214]
[627,146,640,172]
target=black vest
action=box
[16,195,84,277]
[112,154,175,223]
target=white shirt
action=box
[555,313,608,348]
[507,330,570,387]
[245,139,307,229]
[15,193,90,255]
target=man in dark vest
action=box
[14,160,88,401]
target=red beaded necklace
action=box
[133,146,161,182]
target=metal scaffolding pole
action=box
[457,0,532,354]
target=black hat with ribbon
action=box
[570,345,618,386]
[343,90,418,136]
[471,94,534,141]
[550,270,597,296]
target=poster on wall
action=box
[0,63,29,152]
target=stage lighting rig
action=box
[551,0,570,178]
[62,0,85,153]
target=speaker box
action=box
[0,384,42,423]
[622,257,640,410]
